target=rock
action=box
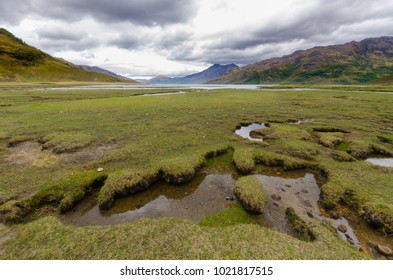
[273,202,279,207]
[338,224,347,233]
[301,189,309,194]
[225,196,235,201]
[285,184,292,188]
[330,212,340,220]
[307,211,314,218]
[271,193,281,201]
[345,233,351,239]
[97,167,104,172]
[377,244,393,256]
[280,188,286,192]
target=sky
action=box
[1,0,393,79]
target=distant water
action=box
[366,158,393,167]
[33,84,261,91]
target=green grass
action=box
[0,216,366,259]
[0,85,392,259]
[233,175,266,213]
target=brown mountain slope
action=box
[212,37,393,84]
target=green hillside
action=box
[212,37,393,84]
[0,28,136,83]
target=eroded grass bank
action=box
[0,86,392,259]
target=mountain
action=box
[212,37,393,84]
[148,64,238,84]
[77,65,132,81]
[0,28,137,83]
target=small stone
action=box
[273,202,279,207]
[271,193,282,201]
[330,212,340,220]
[295,192,300,195]
[97,167,104,172]
[345,233,351,239]
[285,184,292,188]
[338,224,348,233]
[376,244,393,256]
[307,211,314,218]
[348,239,355,245]
[301,189,309,194]
[280,188,286,192]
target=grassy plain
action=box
[0,85,392,259]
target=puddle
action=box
[234,123,266,141]
[366,158,393,167]
[61,168,361,249]
[255,173,322,234]
[288,119,316,124]
[255,172,361,248]
[61,174,236,226]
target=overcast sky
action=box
[1,0,393,78]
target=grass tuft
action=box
[233,175,266,214]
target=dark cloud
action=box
[0,0,31,24]
[37,37,100,52]
[38,27,87,41]
[212,0,393,51]
[0,0,197,26]
[110,34,143,50]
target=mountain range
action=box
[212,37,393,84]
[2,27,393,85]
[147,63,238,84]
[0,28,137,83]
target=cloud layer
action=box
[1,0,393,77]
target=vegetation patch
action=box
[330,150,355,162]
[1,216,367,259]
[98,169,160,210]
[317,132,344,148]
[40,132,96,153]
[378,134,393,144]
[233,175,266,214]
[0,171,107,222]
[285,207,317,242]
[233,147,255,173]
[98,147,231,209]
[199,204,258,227]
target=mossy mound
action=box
[233,175,266,214]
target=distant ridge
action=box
[77,65,132,81]
[148,64,238,84]
[212,37,393,84]
[0,28,137,83]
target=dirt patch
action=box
[6,142,57,167]
[0,223,15,245]
[6,141,116,167]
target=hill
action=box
[0,28,137,83]
[212,37,393,84]
[149,64,238,84]
[77,65,132,81]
